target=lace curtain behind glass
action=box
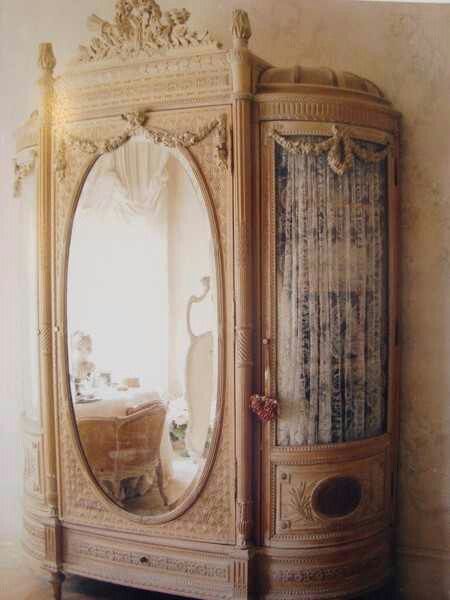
[276,137,388,446]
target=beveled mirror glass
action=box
[67,137,220,516]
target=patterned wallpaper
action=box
[0,0,449,597]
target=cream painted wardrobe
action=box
[17,2,400,598]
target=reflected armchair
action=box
[76,398,168,505]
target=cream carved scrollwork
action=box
[55,112,229,181]
[270,125,392,176]
[77,0,221,64]
[13,150,38,197]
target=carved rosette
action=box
[77,0,221,64]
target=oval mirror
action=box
[67,137,220,517]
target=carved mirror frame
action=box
[60,126,227,524]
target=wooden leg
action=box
[156,459,168,506]
[49,571,65,600]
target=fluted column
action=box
[230,10,254,549]
[37,42,58,514]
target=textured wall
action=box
[0,0,449,597]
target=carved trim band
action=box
[270,125,391,176]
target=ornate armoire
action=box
[17,2,400,599]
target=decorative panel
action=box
[272,447,388,542]
[23,432,44,499]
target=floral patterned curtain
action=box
[276,136,388,446]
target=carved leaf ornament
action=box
[55,112,228,181]
[13,150,38,197]
[270,126,392,176]
[78,0,221,63]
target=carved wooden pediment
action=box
[77,0,222,64]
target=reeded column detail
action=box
[230,9,254,549]
[37,42,58,514]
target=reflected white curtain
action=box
[276,137,388,446]
[80,138,169,224]
[69,139,171,392]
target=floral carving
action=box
[56,112,228,181]
[271,125,392,176]
[77,0,221,63]
[13,150,38,196]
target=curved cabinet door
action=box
[260,120,396,550]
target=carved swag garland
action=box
[55,112,228,182]
[270,126,392,177]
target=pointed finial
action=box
[232,9,252,49]
[38,43,56,74]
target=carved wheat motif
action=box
[288,483,320,523]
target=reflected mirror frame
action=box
[63,139,226,524]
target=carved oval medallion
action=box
[312,476,362,518]
[66,137,222,519]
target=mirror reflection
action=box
[67,138,219,516]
